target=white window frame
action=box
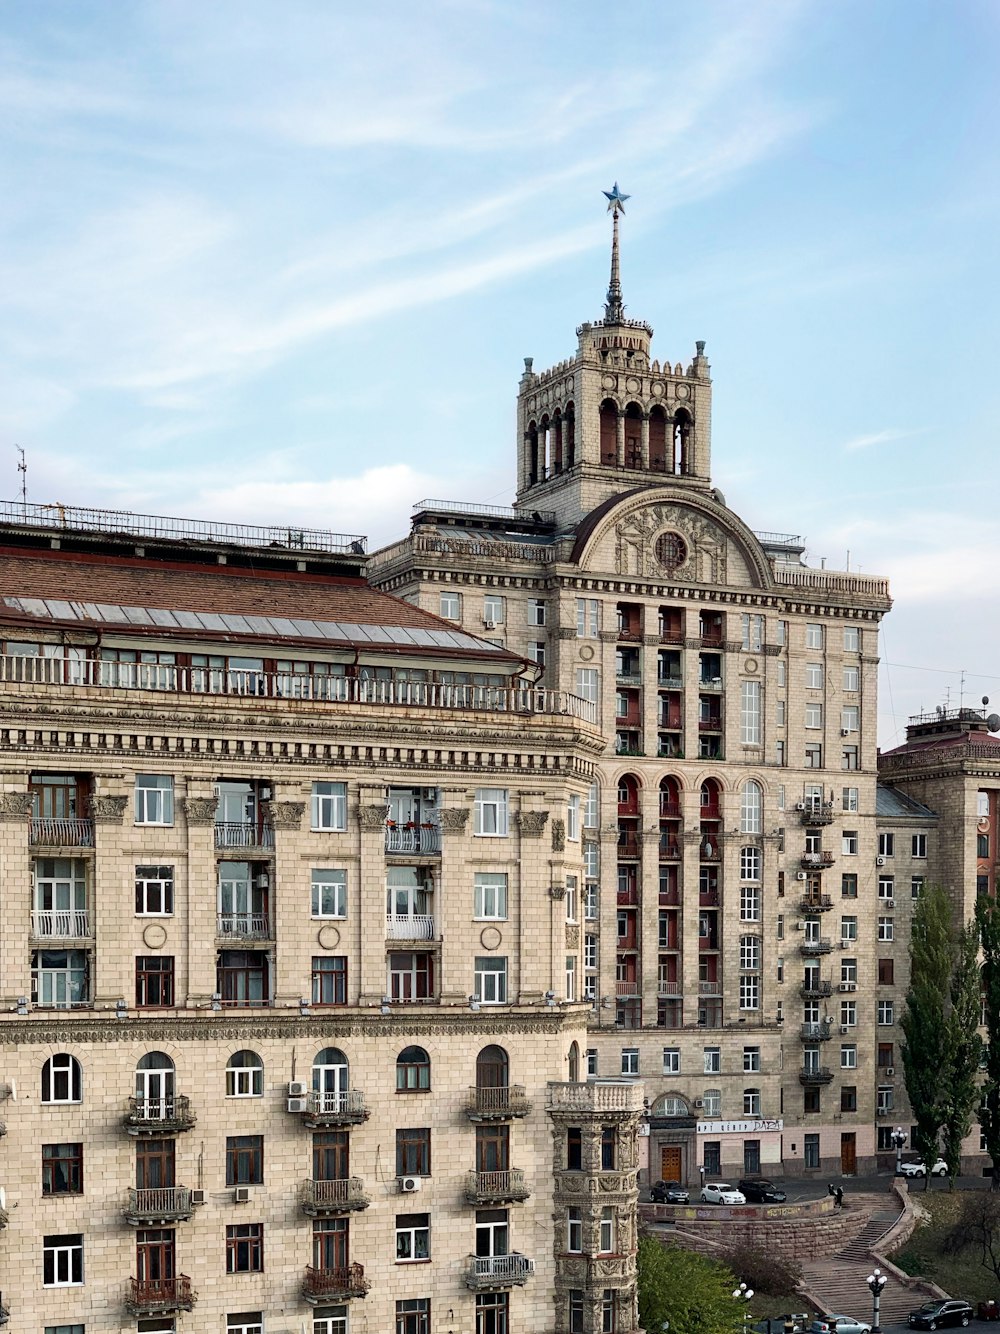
[844,626,860,652]
[474,873,508,921]
[43,1233,84,1287]
[395,1213,430,1262]
[620,1047,639,1077]
[703,1046,721,1075]
[740,846,761,882]
[135,864,174,917]
[565,955,576,1001]
[743,1087,761,1116]
[805,702,823,730]
[311,868,347,919]
[135,774,174,826]
[740,885,761,922]
[474,789,509,837]
[743,1046,761,1073]
[840,1000,857,1027]
[565,876,578,923]
[878,832,895,857]
[841,1044,857,1069]
[567,795,581,842]
[41,1053,82,1104]
[226,1050,264,1098]
[739,976,760,1010]
[739,936,760,970]
[805,623,824,649]
[528,599,547,627]
[842,831,858,855]
[805,662,824,689]
[600,1206,616,1254]
[842,787,859,812]
[311,782,347,832]
[662,1047,680,1075]
[841,705,859,733]
[841,916,858,943]
[878,1001,895,1025]
[843,665,860,692]
[740,680,761,745]
[474,956,508,1004]
[575,668,599,705]
[878,917,894,942]
[483,593,505,625]
[740,781,762,834]
[439,590,461,621]
[912,833,927,858]
[567,1207,583,1253]
[576,598,599,639]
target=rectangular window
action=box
[565,955,576,1001]
[841,705,859,732]
[843,665,860,691]
[312,869,347,918]
[877,1086,894,1114]
[396,1128,431,1177]
[841,916,858,943]
[312,782,347,831]
[806,624,824,649]
[741,613,764,651]
[396,1212,430,1262]
[805,702,823,729]
[136,955,175,1008]
[805,743,822,768]
[841,1044,857,1069]
[842,787,859,812]
[576,598,599,638]
[135,774,174,826]
[740,680,761,745]
[528,599,547,627]
[878,875,895,901]
[842,831,858,855]
[878,917,894,941]
[804,1133,820,1168]
[844,626,860,652]
[662,1047,680,1075]
[878,1000,895,1025]
[397,1298,431,1334]
[483,594,505,625]
[703,1046,721,1074]
[565,876,578,922]
[776,699,786,726]
[740,885,760,921]
[389,952,434,1002]
[739,975,760,1010]
[226,1135,263,1185]
[226,1223,263,1273]
[474,873,508,920]
[879,958,895,985]
[584,783,599,829]
[43,1233,84,1286]
[583,880,598,920]
[135,865,174,916]
[840,1000,857,1027]
[474,956,508,1004]
[776,659,786,686]
[621,1047,639,1076]
[806,662,824,689]
[740,936,760,970]
[474,789,509,837]
[227,1317,263,1334]
[529,641,546,669]
[878,832,895,857]
[575,668,599,704]
[312,957,348,1006]
[912,833,927,858]
[743,1046,761,1073]
[912,875,925,899]
[775,740,786,766]
[841,1086,857,1113]
[774,619,787,646]
[841,874,858,898]
[566,794,581,842]
[439,591,461,621]
[42,1143,83,1195]
[842,745,859,770]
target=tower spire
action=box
[602,182,630,323]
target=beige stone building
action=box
[0,505,643,1333]
[370,205,898,1183]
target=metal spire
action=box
[603,183,630,323]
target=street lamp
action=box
[891,1126,908,1175]
[866,1266,888,1334]
[733,1280,754,1334]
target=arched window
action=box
[617,774,639,815]
[396,1046,430,1091]
[135,1051,175,1117]
[649,405,668,471]
[526,421,539,485]
[313,1047,349,1113]
[599,399,618,465]
[703,1088,721,1117]
[624,403,643,468]
[476,1045,509,1089]
[226,1049,263,1097]
[700,778,721,816]
[568,1041,581,1082]
[741,780,763,834]
[657,1095,688,1118]
[564,403,576,468]
[673,408,692,474]
[41,1052,81,1104]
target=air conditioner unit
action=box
[399,1176,422,1193]
[234,1186,251,1204]
[483,619,498,630]
[839,1025,850,1035]
[693,1098,705,1108]
[190,1188,206,1206]
[886,1067,895,1077]
[793,921,804,931]
[795,871,808,881]
[839,982,857,992]
[288,1080,307,1097]
[841,729,850,737]
[795,802,806,811]
[287,1097,308,1113]
[885,899,895,909]
[876,856,886,866]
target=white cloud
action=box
[841,427,918,453]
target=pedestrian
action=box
[828,1183,835,1197]
[835,1186,844,1208]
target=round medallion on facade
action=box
[676,383,690,399]
[601,374,616,390]
[651,381,664,397]
[745,658,759,675]
[579,644,595,661]
[317,925,341,951]
[142,923,167,949]
[655,531,688,573]
[479,926,503,951]
[626,377,641,393]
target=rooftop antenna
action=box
[959,670,966,710]
[15,445,26,511]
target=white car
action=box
[701,1181,746,1205]
[898,1158,948,1178]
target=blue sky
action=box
[2,0,999,746]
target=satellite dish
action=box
[984,696,991,707]
[987,714,1000,734]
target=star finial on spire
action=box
[603,182,630,217]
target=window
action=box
[397,1299,431,1334]
[841,916,857,943]
[41,1053,81,1104]
[844,625,860,652]
[396,1212,430,1261]
[473,872,508,921]
[395,1046,431,1091]
[226,1050,264,1098]
[42,1143,83,1195]
[135,864,174,916]
[226,1135,263,1185]
[841,957,857,984]
[878,1000,895,1025]
[576,598,599,638]
[877,1086,894,1115]
[621,1047,639,1076]
[565,876,578,922]
[740,936,760,971]
[841,705,859,733]
[843,665,860,692]
[805,623,824,649]
[528,599,547,627]
[396,1128,431,1177]
[806,662,824,689]
[878,832,895,857]
[439,591,461,620]
[740,781,762,834]
[312,869,347,918]
[703,1046,721,1074]
[389,952,434,1001]
[312,957,348,1006]
[776,658,786,684]
[600,1206,616,1253]
[567,1206,583,1252]
[529,641,546,669]
[740,845,762,880]
[136,956,174,1008]
[476,1292,508,1334]
[743,1088,761,1116]
[912,875,925,899]
[43,1233,83,1286]
[567,794,581,842]
[585,934,598,969]
[474,957,508,1004]
[740,885,761,921]
[565,955,576,1001]
[805,743,822,768]
[586,1049,598,1077]
[740,976,760,1010]
[135,774,174,825]
[227,1317,263,1334]
[841,744,859,770]
[878,917,894,941]
[841,1086,857,1113]
[575,668,599,704]
[841,874,858,898]
[312,781,347,831]
[841,1044,857,1069]
[804,1133,820,1168]
[842,787,859,812]
[226,1223,263,1273]
[774,619,787,646]
[776,699,786,726]
[912,833,927,858]
[803,1087,820,1114]
[805,702,823,729]
[483,594,505,625]
[663,1047,680,1075]
[567,1127,582,1170]
[474,789,509,837]
[740,680,761,745]
[879,958,895,985]
[702,1089,722,1117]
[840,1000,857,1027]
[44,1327,86,1334]
[878,875,895,901]
[842,830,858,855]
[218,949,268,1007]
[569,1291,585,1334]
[601,1126,617,1169]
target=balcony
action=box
[301,1090,369,1128]
[30,909,90,939]
[214,820,275,851]
[698,676,723,690]
[617,885,638,907]
[798,1066,833,1085]
[800,937,832,956]
[800,895,833,913]
[657,675,683,689]
[800,1021,832,1042]
[386,914,435,940]
[465,1086,531,1121]
[548,1081,645,1115]
[299,1177,370,1216]
[124,1095,196,1135]
[29,817,94,847]
[615,980,640,999]
[302,1264,370,1304]
[466,1169,530,1204]
[125,1275,196,1315]
[615,671,642,687]
[657,980,682,996]
[465,1253,535,1290]
[657,739,684,759]
[800,981,832,999]
[617,835,640,859]
[216,913,271,939]
[698,717,722,732]
[658,836,681,861]
[385,824,441,855]
[614,737,644,757]
[801,851,835,869]
[799,802,834,826]
[698,979,722,996]
[123,1187,195,1225]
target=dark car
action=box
[650,1179,689,1204]
[907,1300,973,1329]
[738,1177,787,1203]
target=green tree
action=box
[977,894,1000,1189]
[901,886,955,1186]
[638,1234,741,1334]
[942,921,984,1184]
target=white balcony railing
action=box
[216,914,270,938]
[29,817,94,847]
[386,914,435,940]
[385,825,441,854]
[31,909,90,938]
[467,1252,535,1284]
[214,822,275,850]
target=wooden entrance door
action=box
[840,1132,857,1175]
[660,1144,682,1182]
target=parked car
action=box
[650,1180,689,1204]
[808,1316,871,1334]
[700,1181,746,1205]
[907,1300,974,1329]
[738,1177,787,1203]
[898,1158,949,1178]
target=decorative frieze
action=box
[0,792,32,820]
[180,797,218,825]
[92,794,129,823]
[265,800,305,829]
[516,810,549,838]
[551,818,566,851]
[357,804,390,830]
[439,807,471,833]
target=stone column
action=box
[513,807,551,999]
[0,790,33,1007]
[266,798,307,1005]
[437,801,471,1003]
[357,798,390,1005]
[181,795,220,1006]
[91,791,130,1005]
[616,412,625,469]
[640,412,650,470]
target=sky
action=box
[1,0,999,748]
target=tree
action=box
[901,886,957,1187]
[941,921,984,1184]
[977,894,1000,1189]
[638,1235,741,1334]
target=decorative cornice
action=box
[264,800,305,829]
[551,818,566,852]
[92,794,129,823]
[439,807,471,833]
[516,810,550,838]
[0,792,32,819]
[180,797,218,825]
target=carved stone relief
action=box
[439,807,471,833]
[0,792,33,820]
[92,795,129,823]
[357,804,390,830]
[265,800,305,829]
[180,797,218,825]
[551,818,566,852]
[516,810,549,838]
[613,502,729,583]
